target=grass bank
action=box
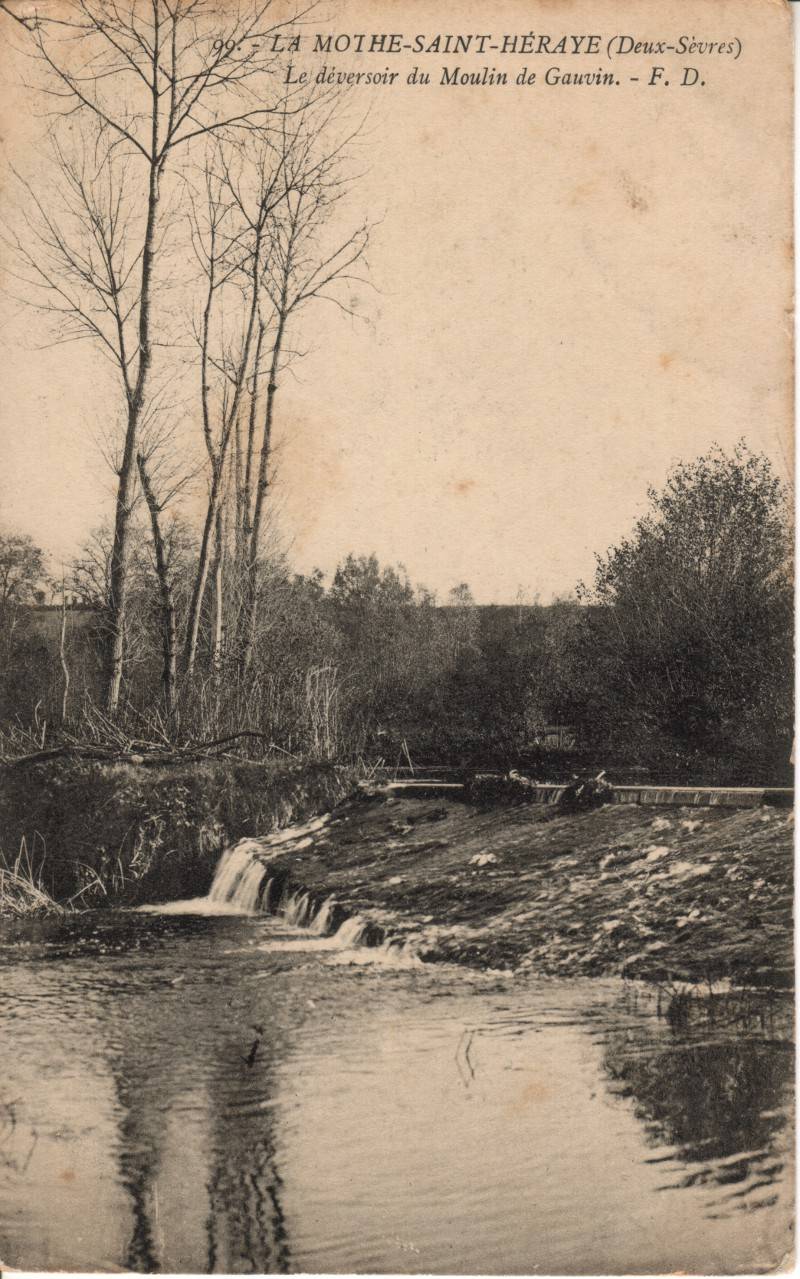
[0,758,355,910]
[261,791,793,986]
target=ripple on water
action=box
[0,909,792,1275]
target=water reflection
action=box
[600,995,793,1213]
[92,919,292,1272]
[203,1031,289,1274]
[0,910,793,1275]
[109,1048,162,1272]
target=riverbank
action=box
[0,764,792,989]
[0,758,355,908]
[260,790,793,986]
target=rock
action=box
[469,852,498,867]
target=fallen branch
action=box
[2,732,301,768]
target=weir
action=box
[374,777,792,808]
[199,840,419,963]
[503,781,792,808]
[609,785,793,808]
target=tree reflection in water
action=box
[601,994,794,1211]
[97,919,292,1274]
[203,1027,290,1275]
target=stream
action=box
[0,837,793,1275]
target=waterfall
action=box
[208,841,268,913]
[310,895,336,935]
[507,782,568,805]
[254,911,370,955]
[283,890,313,927]
[269,915,424,966]
[376,936,422,966]
[140,834,423,965]
[330,915,367,947]
[260,878,274,912]
[326,929,422,968]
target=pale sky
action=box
[0,0,793,602]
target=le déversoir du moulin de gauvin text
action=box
[207,30,744,90]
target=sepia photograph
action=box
[0,0,794,1273]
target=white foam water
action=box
[137,897,256,917]
[281,889,313,926]
[208,841,268,913]
[138,840,270,916]
[309,894,336,935]
[326,935,423,969]
[138,831,423,967]
[258,914,368,954]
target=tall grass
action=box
[0,836,62,917]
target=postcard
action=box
[0,0,793,1273]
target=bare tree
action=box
[1,0,307,713]
[59,574,70,723]
[239,105,370,669]
[182,138,294,674]
[135,444,187,723]
[68,525,114,607]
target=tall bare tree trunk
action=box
[137,452,177,725]
[105,95,163,714]
[211,504,226,727]
[183,227,264,677]
[59,578,70,724]
[212,504,225,670]
[242,308,286,670]
[233,406,244,568]
[241,319,265,563]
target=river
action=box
[0,841,793,1275]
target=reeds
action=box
[0,836,62,917]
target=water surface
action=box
[0,906,792,1274]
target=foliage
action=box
[0,757,355,907]
[566,444,793,769]
[0,443,792,782]
[0,533,47,609]
[0,532,52,726]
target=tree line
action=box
[0,443,794,781]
